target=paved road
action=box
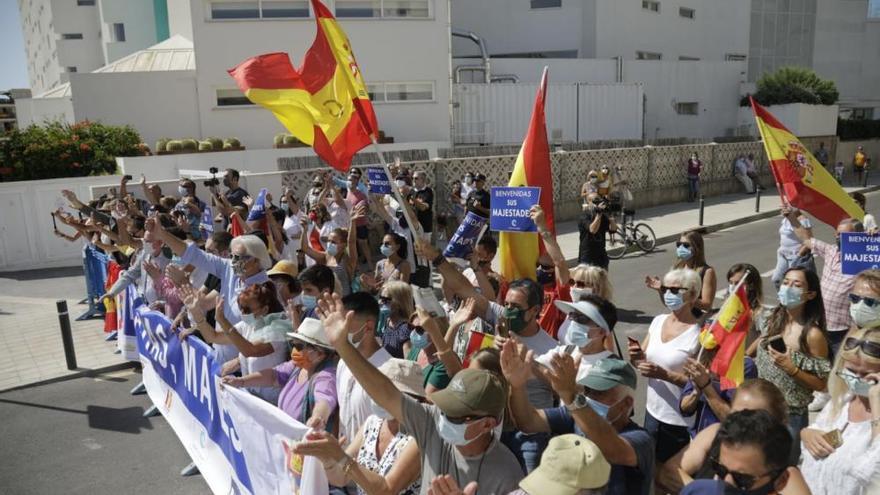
[0,368,209,495]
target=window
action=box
[725,53,747,61]
[636,51,662,60]
[383,0,430,17]
[369,82,434,103]
[66,66,77,73]
[642,1,660,13]
[870,0,880,18]
[77,0,96,5]
[61,33,83,40]
[112,23,126,42]
[210,1,260,19]
[334,0,430,18]
[679,56,699,61]
[216,88,254,107]
[850,108,875,120]
[675,102,699,115]
[261,1,309,18]
[335,0,379,17]
[530,0,561,8]
[679,7,694,19]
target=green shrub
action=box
[283,134,299,145]
[166,140,183,151]
[206,136,223,149]
[838,119,880,141]
[225,137,241,148]
[0,120,142,181]
[181,139,198,151]
[198,140,213,151]
[274,133,287,146]
[155,138,169,153]
[742,66,839,107]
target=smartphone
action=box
[123,174,133,181]
[823,429,843,449]
[767,335,787,353]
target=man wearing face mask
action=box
[147,218,271,362]
[503,345,654,495]
[318,291,523,494]
[222,168,249,208]
[175,178,207,212]
[465,173,491,219]
[578,193,617,270]
[101,214,171,306]
[784,210,863,411]
[305,174,326,212]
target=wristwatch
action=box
[565,393,589,412]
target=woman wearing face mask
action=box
[301,208,361,296]
[536,296,617,381]
[293,359,425,495]
[552,264,615,348]
[581,170,601,208]
[363,233,411,293]
[378,281,415,359]
[448,181,466,237]
[183,282,291,403]
[800,270,880,495]
[279,188,305,264]
[222,318,338,430]
[720,263,769,358]
[629,268,702,463]
[645,230,717,315]
[755,267,830,465]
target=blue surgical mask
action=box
[240,313,257,326]
[377,305,391,335]
[839,368,874,397]
[301,294,318,310]
[281,202,290,213]
[437,414,471,446]
[777,285,804,308]
[664,290,685,311]
[326,242,339,256]
[585,396,611,418]
[410,329,430,349]
[566,321,592,347]
[370,400,392,420]
[178,186,189,197]
[380,244,394,257]
[676,245,693,260]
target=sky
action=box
[1,0,29,90]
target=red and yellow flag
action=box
[751,97,863,226]
[699,283,752,390]
[462,331,495,368]
[498,67,556,281]
[228,0,378,171]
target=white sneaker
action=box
[808,392,830,412]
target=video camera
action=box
[203,166,220,188]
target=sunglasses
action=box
[290,341,317,352]
[378,296,391,305]
[230,254,253,264]
[444,413,489,425]
[849,293,880,308]
[843,336,880,358]
[661,286,688,295]
[411,325,425,334]
[710,458,783,491]
[675,241,692,249]
[569,313,599,327]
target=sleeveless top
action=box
[377,258,406,282]
[355,415,420,495]
[644,314,700,427]
[330,261,352,296]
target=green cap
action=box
[429,369,507,418]
[579,357,637,391]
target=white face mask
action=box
[570,286,593,301]
[850,299,880,329]
[395,180,407,189]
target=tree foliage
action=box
[741,66,839,107]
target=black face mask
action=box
[223,178,232,188]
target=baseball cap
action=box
[519,434,611,495]
[429,369,506,418]
[268,259,298,279]
[286,318,333,351]
[378,359,426,399]
[554,300,610,332]
[579,357,637,391]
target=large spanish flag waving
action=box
[228,0,378,171]
[699,283,752,390]
[498,68,556,281]
[751,97,863,226]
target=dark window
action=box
[61,33,83,40]
[77,0,96,5]
[113,23,126,42]
[261,1,309,18]
[531,0,562,8]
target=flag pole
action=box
[696,269,752,363]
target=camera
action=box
[209,167,219,174]
[203,166,220,188]
[123,174,133,181]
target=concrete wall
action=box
[166,0,193,39]
[51,0,105,76]
[838,138,880,169]
[736,103,840,138]
[97,0,161,63]
[68,71,201,148]
[186,0,452,150]
[14,96,75,127]
[460,58,618,84]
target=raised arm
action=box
[139,175,161,206]
[782,207,813,249]
[501,340,550,433]
[419,309,462,377]
[416,240,489,317]
[531,205,570,285]
[346,204,366,274]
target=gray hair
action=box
[840,218,865,232]
[230,235,271,270]
[663,268,702,303]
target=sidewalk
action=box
[0,266,127,392]
[552,178,880,263]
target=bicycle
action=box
[606,208,656,259]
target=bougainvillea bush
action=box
[0,120,146,181]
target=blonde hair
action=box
[382,281,414,321]
[663,268,702,304]
[569,264,614,301]
[828,325,880,416]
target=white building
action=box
[17,0,171,95]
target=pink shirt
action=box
[347,189,368,227]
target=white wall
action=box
[464,58,618,84]
[166,0,193,40]
[98,0,160,63]
[14,96,75,127]
[736,104,840,138]
[51,0,105,76]
[187,0,452,150]
[68,71,201,148]
[625,60,746,139]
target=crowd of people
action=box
[49,164,880,495]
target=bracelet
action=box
[697,380,711,390]
[342,456,357,476]
[787,367,800,377]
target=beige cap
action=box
[378,358,426,398]
[268,259,298,278]
[286,318,333,350]
[518,434,611,495]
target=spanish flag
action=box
[751,97,863,226]
[462,331,495,368]
[498,67,556,281]
[699,283,752,390]
[228,0,378,171]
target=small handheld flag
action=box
[698,272,752,390]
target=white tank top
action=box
[644,313,700,427]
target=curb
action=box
[0,361,137,394]
[564,183,880,264]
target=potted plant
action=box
[223,137,244,151]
